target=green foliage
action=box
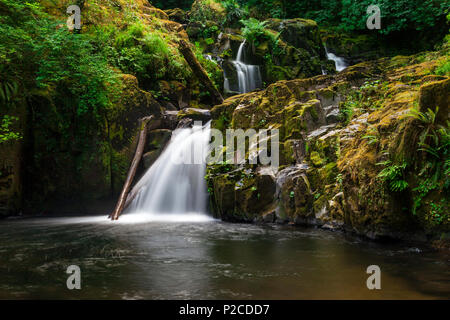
[241,18,270,47]
[435,56,450,75]
[0,115,21,143]
[240,17,283,68]
[339,80,384,124]
[0,0,127,200]
[0,81,18,104]
[223,0,247,26]
[189,0,225,23]
[377,158,409,192]
[193,43,223,90]
[412,176,439,215]
[428,199,448,225]
[33,25,120,116]
[362,126,380,146]
[112,21,189,87]
[236,0,449,36]
[405,107,449,223]
[154,0,448,36]
[237,0,284,19]
[214,113,231,132]
[406,107,448,163]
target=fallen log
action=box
[110,116,153,220]
[178,39,224,106]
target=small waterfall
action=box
[224,40,262,94]
[125,122,211,220]
[325,46,348,72]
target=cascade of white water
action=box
[224,41,262,94]
[325,46,348,72]
[125,122,211,218]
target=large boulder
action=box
[208,166,277,222]
[266,19,326,58]
[261,18,331,83]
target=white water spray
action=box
[124,122,212,221]
[325,46,348,72]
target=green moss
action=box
[309,151,324,167]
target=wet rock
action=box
[162,111,179,130]
[178,108,211,122]
[176,117,194,129]
[208,167,277,222]
[276,166,313,222]
[146,129,172,152]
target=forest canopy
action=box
[151,0,449,35]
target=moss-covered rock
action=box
[207,166,277,222]
[208,48,449,242]
[277,166,313,222]
[164,8,188,24]
[146,129,172,152]
[177,108,211,122]
[267,18,326,59]
[258,18,329,84]
[418,78,450,125]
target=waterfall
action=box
[325,46,348,72]
[224,40,262,94]
[124,122,211,221]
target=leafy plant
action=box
[427,200,448,225]
[362,126,380,145]
[435,56,450,75]
[240,18,269,47]
[0,115,21,143]
[406,108,449,176]
[377,159,409,192]
[223,0,247,26]
[0,81,18,104]
[404,107,449,221]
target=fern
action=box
[377,159,409,192]
[362,126,379,145]
[0,81,18,104]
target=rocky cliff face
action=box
[206,51,449,241]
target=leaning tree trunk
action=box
[110,116,153,220]
[178,39,224,106]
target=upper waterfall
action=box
[224,40,263,94]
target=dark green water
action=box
[0,215,449,299]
